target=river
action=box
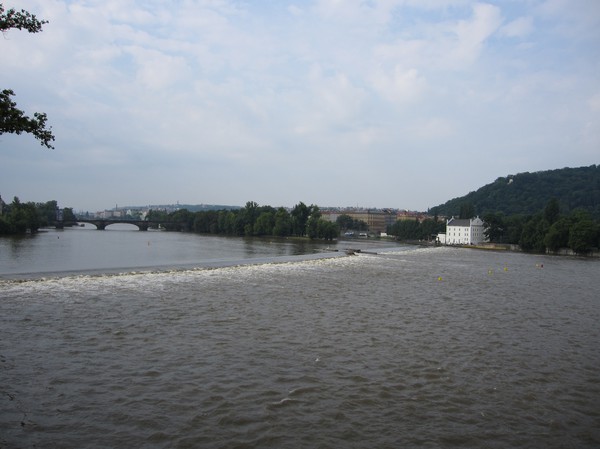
[1,226,599,448]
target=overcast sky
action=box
[2,0,599,212]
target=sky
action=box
[2,0,599,213]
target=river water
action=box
[1,226,599,448]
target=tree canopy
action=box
[482,199,600,255]
[0,197,73,234]
[1,3,55,149]
[146,201,340,240]
[430,165,600,219]
[0,4,47,32]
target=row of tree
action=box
[483,199,600,254]
[0,197,75,234]
[147,201,341,240]
[1,198,374,241]
[387,217,445,241]
[386,198,599,254]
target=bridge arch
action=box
[72,219,153,231]
[105,222,143,231]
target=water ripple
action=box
[1,248,599,448]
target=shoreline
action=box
[387,238,600,258]
[458,243,600,258]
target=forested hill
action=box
[429,165,600,218]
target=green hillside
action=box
[430,165,600,218]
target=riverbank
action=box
[462,242,600,258]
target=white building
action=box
[444,216,486,245]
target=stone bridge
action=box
[68,219,171,231]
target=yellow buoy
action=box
[437,276,443,281]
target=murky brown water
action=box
[1,242,599,448]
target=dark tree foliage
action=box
[0,197,81,234]
[388,218,444,241]
[35,199,58,226]
[430,165,600,219]
[0,197,40,233]
[1,3,55,149]
[544,198,560,225]
[519,214,549,253]
[317,220,339,240]
[482,212,505,242]
[254,211,275,236]
[336,214,368,232]
[336,214,354,231]
[567,211,598,255]
[62,207,75,222]
[290,202,310,237]
[0,4,47,32]
[1,89,55,148]
[272,207,291,237]
[459,202,474,219]
[146,209,168,222]
[155,201,339,240]
[481,199,600,254]
[544,217,570,252]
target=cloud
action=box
[500,16,534,38]
[589,93,600,112]
[2,0,598,211]
[127,47,192,90]
[370,66,426,105]
[411,117,457,141]
[445,2,503,68]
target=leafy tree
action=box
[1,4,55,148]
[291,202,310,237]
[544,217,570,252]
[544,198,560,225]
[254,211,274,236]
[504,215,525,244]
[389,219,421,240]
[146,209,169,225]
[355,220,368,231]
[0,216,10,233]
[519,214,549,252]
[317,219,339,240]
[219,210,237,235]
[241,201,259,235]
[1,89,55,148]
[4,196,40,233]
[36,199,58,226]
[336,214,367,232]
[194,210,219,233]
[305,205,322,239]
[272,207,291,237]
[0,197,79,233]
[168,209,194,231]
[336,214,354,231]
[568,214,597,255]
[63,207,75,222]
[459,202,475,219]
[0,4,47,32]
[233,210,246,236]
[483,212,505,243]
[420,218,444,240]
